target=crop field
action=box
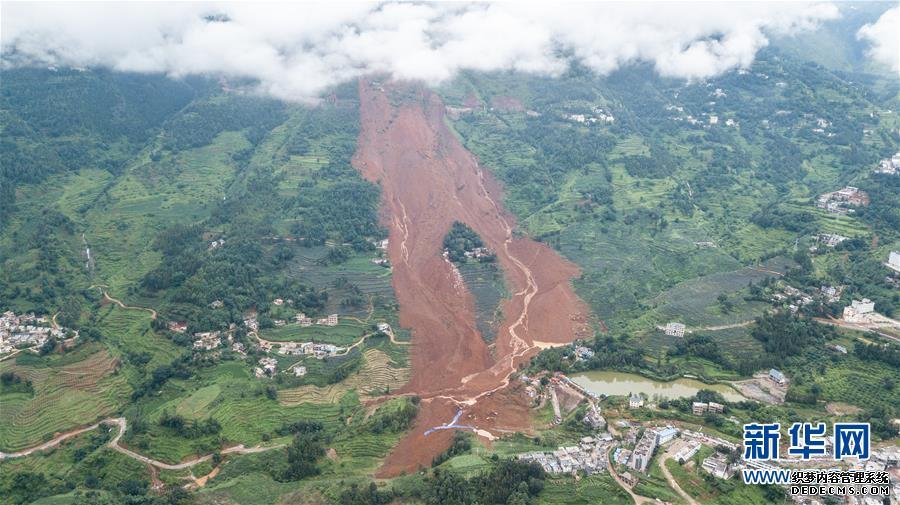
[631,257,792,330]
[458,261,508,342]
[286,247,397,319]
[814,356,900,412]
[536,475,632,505]
[561,220,744,327]
[94,304,181,369]
[0,349,129,452]
[259,320,368,346]
[278,349,409,405]
[81,132,249,295]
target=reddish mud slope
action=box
[352,80,591,476]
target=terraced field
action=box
[536,475,633,505]
[278,349,409,405]
[0,350,130,451]
[634,257,793,329]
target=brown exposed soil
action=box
[352,80,590,477]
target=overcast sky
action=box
[1,2,896,102]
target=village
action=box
[516,363,900,505]
[0,310,77,356]
[167,295,356,377]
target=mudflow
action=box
[351,80,591,476]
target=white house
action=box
[664,322,686,337]
[843,298,875,323]
[887,251,900,273]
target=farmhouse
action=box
[692,402,708,415]
[629,393,644,409]
[818,233,848,248]
[664,322,685,337]
[769,368,787,385]
[273,298,284,306]
[255,357,277,378]
[708,402,724,414]
[210,300,224,309]
[887,251,900,273]
[295,313,312,327]
[816,187,869,214]
[317,314,339,326]
[192,331,221,351]
[574,345,595,360]
[843,298,875,323]
[874,152,900,175]
[820,285,843,303]
[167,321,187,333]
[293,365,307,377]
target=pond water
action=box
[570,370,746,402]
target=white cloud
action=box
[1,2,841,102]
[857,6,899,73]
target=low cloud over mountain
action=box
[0,2,860,101]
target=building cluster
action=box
[255,357,278,378]
[208,238,225,250]
[243,317,259,331]
[290,312,338,327]
[817,233,848,248]
[691,401,725,415]
[167,321,188,333]
[816,186,869,214]
[583,403,607,431]
[664,322,686,337]
[771,284,815,314]
[0,311,74,354]
[518,435,613,475]
[192,331,222,351]
[573,345,595,360]
[819,285,844,303]
[629,426,678,473]
[874,152,900,175]
[277,341,343,359]
[565,107,615,125]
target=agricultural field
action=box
[0,347,129,452]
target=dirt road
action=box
[352,80,591,476]
[658,449,699,505]
[1,417,283,471]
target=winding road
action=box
[0,417,283,470]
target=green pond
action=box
[570,370,746,402]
